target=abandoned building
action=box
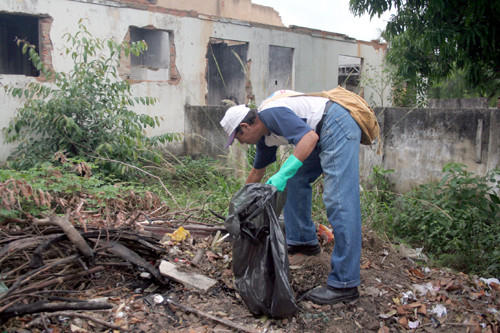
[0,0,388,160]
[1,0,497,191]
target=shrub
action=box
[388,162,499,276]
[2,19,179,175]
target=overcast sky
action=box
[251,0,394,41]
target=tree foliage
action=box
[350,0,500,99]
[3,19,179,174]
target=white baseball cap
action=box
[220,105,250,148]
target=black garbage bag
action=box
[225,183,297,317]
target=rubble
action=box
[0,212,498,332]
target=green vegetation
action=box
[362,162,500,277]
[0,155,242,223]
[2,19,179,175]
[350,0,500,103]
[1,153,498,277]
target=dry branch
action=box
[140,224,226,237]
[92,239,166,284]
[0,254,79,302]
[15,266,104,295]
[0,301,113,320]
[0,234,61,261]
[33,215,94,258]
[33,311,125,330]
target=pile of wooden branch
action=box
[0,215,171,329]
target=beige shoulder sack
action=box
[260,86,380,146]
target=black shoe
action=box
[305,285,359,305]
[287,244,321,256]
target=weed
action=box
[372,163,499,276]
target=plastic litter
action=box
[153,294,164,304]
[432,304,447,318]
[167,226,190,243]
[413,282,436,297]
[400,291,416,304]
[225,183,297,317]
[480,277,500,289]
[409,320,420,329]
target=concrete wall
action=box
[360,107,500,192]
[0,0,388,161]
[428,98,490,109]
[184,105,499,193]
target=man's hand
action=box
[266,155,303,192]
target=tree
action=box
[359,62,392,107]
[3,20,179,174]
[350,0,500,99]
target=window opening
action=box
[338,55,362,92]
[129,27,170,81]
[0,13,39,76]
[206,38,248,105]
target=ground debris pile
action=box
[0,212,499,332]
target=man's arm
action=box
[292,130,319,162]
[246,167,266,184]
[265,130,319,192]
[247,130,318,185]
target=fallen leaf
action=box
[490,282,500,292]
[417,304,427,315]
[361,260,371,269]
[379,309,397,319]
[396,306,408,315]
[408,302,423,308]
[398,316,409,329]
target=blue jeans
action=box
[283,102,362,288]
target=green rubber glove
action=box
[265,155,303,192]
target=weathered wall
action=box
[360,107,500,192]
[184,106,228,159]
[184,105,499,193]
[428,98,490,109]
[0,0,387,161]
[157,0,284,26]
[184,105,248,179]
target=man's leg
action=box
[283,147,322,248]
[306,103,362,304]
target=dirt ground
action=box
[1,224,498,333]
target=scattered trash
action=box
[153,294,164,304]
[174,258,189,264]
[480,277,500,290]
[316,223,334,243]
[159,260,217,292]
[166,226,190,243]
[400,291,416,304]
[431,304,447,318]
[379,309,397,319]
[140,272,152,279]
[487,308,498,315]
[399,244,428,261]
[408,320,420,329]
[412,282,436,297]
